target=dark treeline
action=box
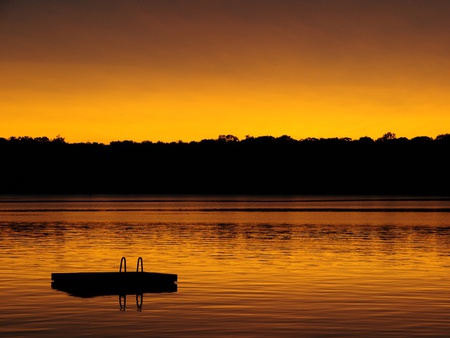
[1,133,449,195]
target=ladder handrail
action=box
[119,257,127,273]
[136,257,144,272]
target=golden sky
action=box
[1,0,449,143]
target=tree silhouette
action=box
[377,132,396,142]
[0,133,449,195]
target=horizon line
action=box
[1,132,450,145]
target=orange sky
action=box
[1,0,449,143]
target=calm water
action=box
[1,195,450,337]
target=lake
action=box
[1,195,450,337]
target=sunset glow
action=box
[1,1,449,143]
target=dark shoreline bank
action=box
[1,135,449,196]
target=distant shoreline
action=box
[1,134,449,196]
[1,194,449,200]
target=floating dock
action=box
[51,257,177,297]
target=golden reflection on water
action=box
[1,197,450,337]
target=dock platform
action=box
[51,257,177,297]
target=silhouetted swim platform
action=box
[51,257,177,297]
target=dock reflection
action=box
[120,293,145,312]
[51,281,177,311]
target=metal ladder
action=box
[119,257,144,272]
